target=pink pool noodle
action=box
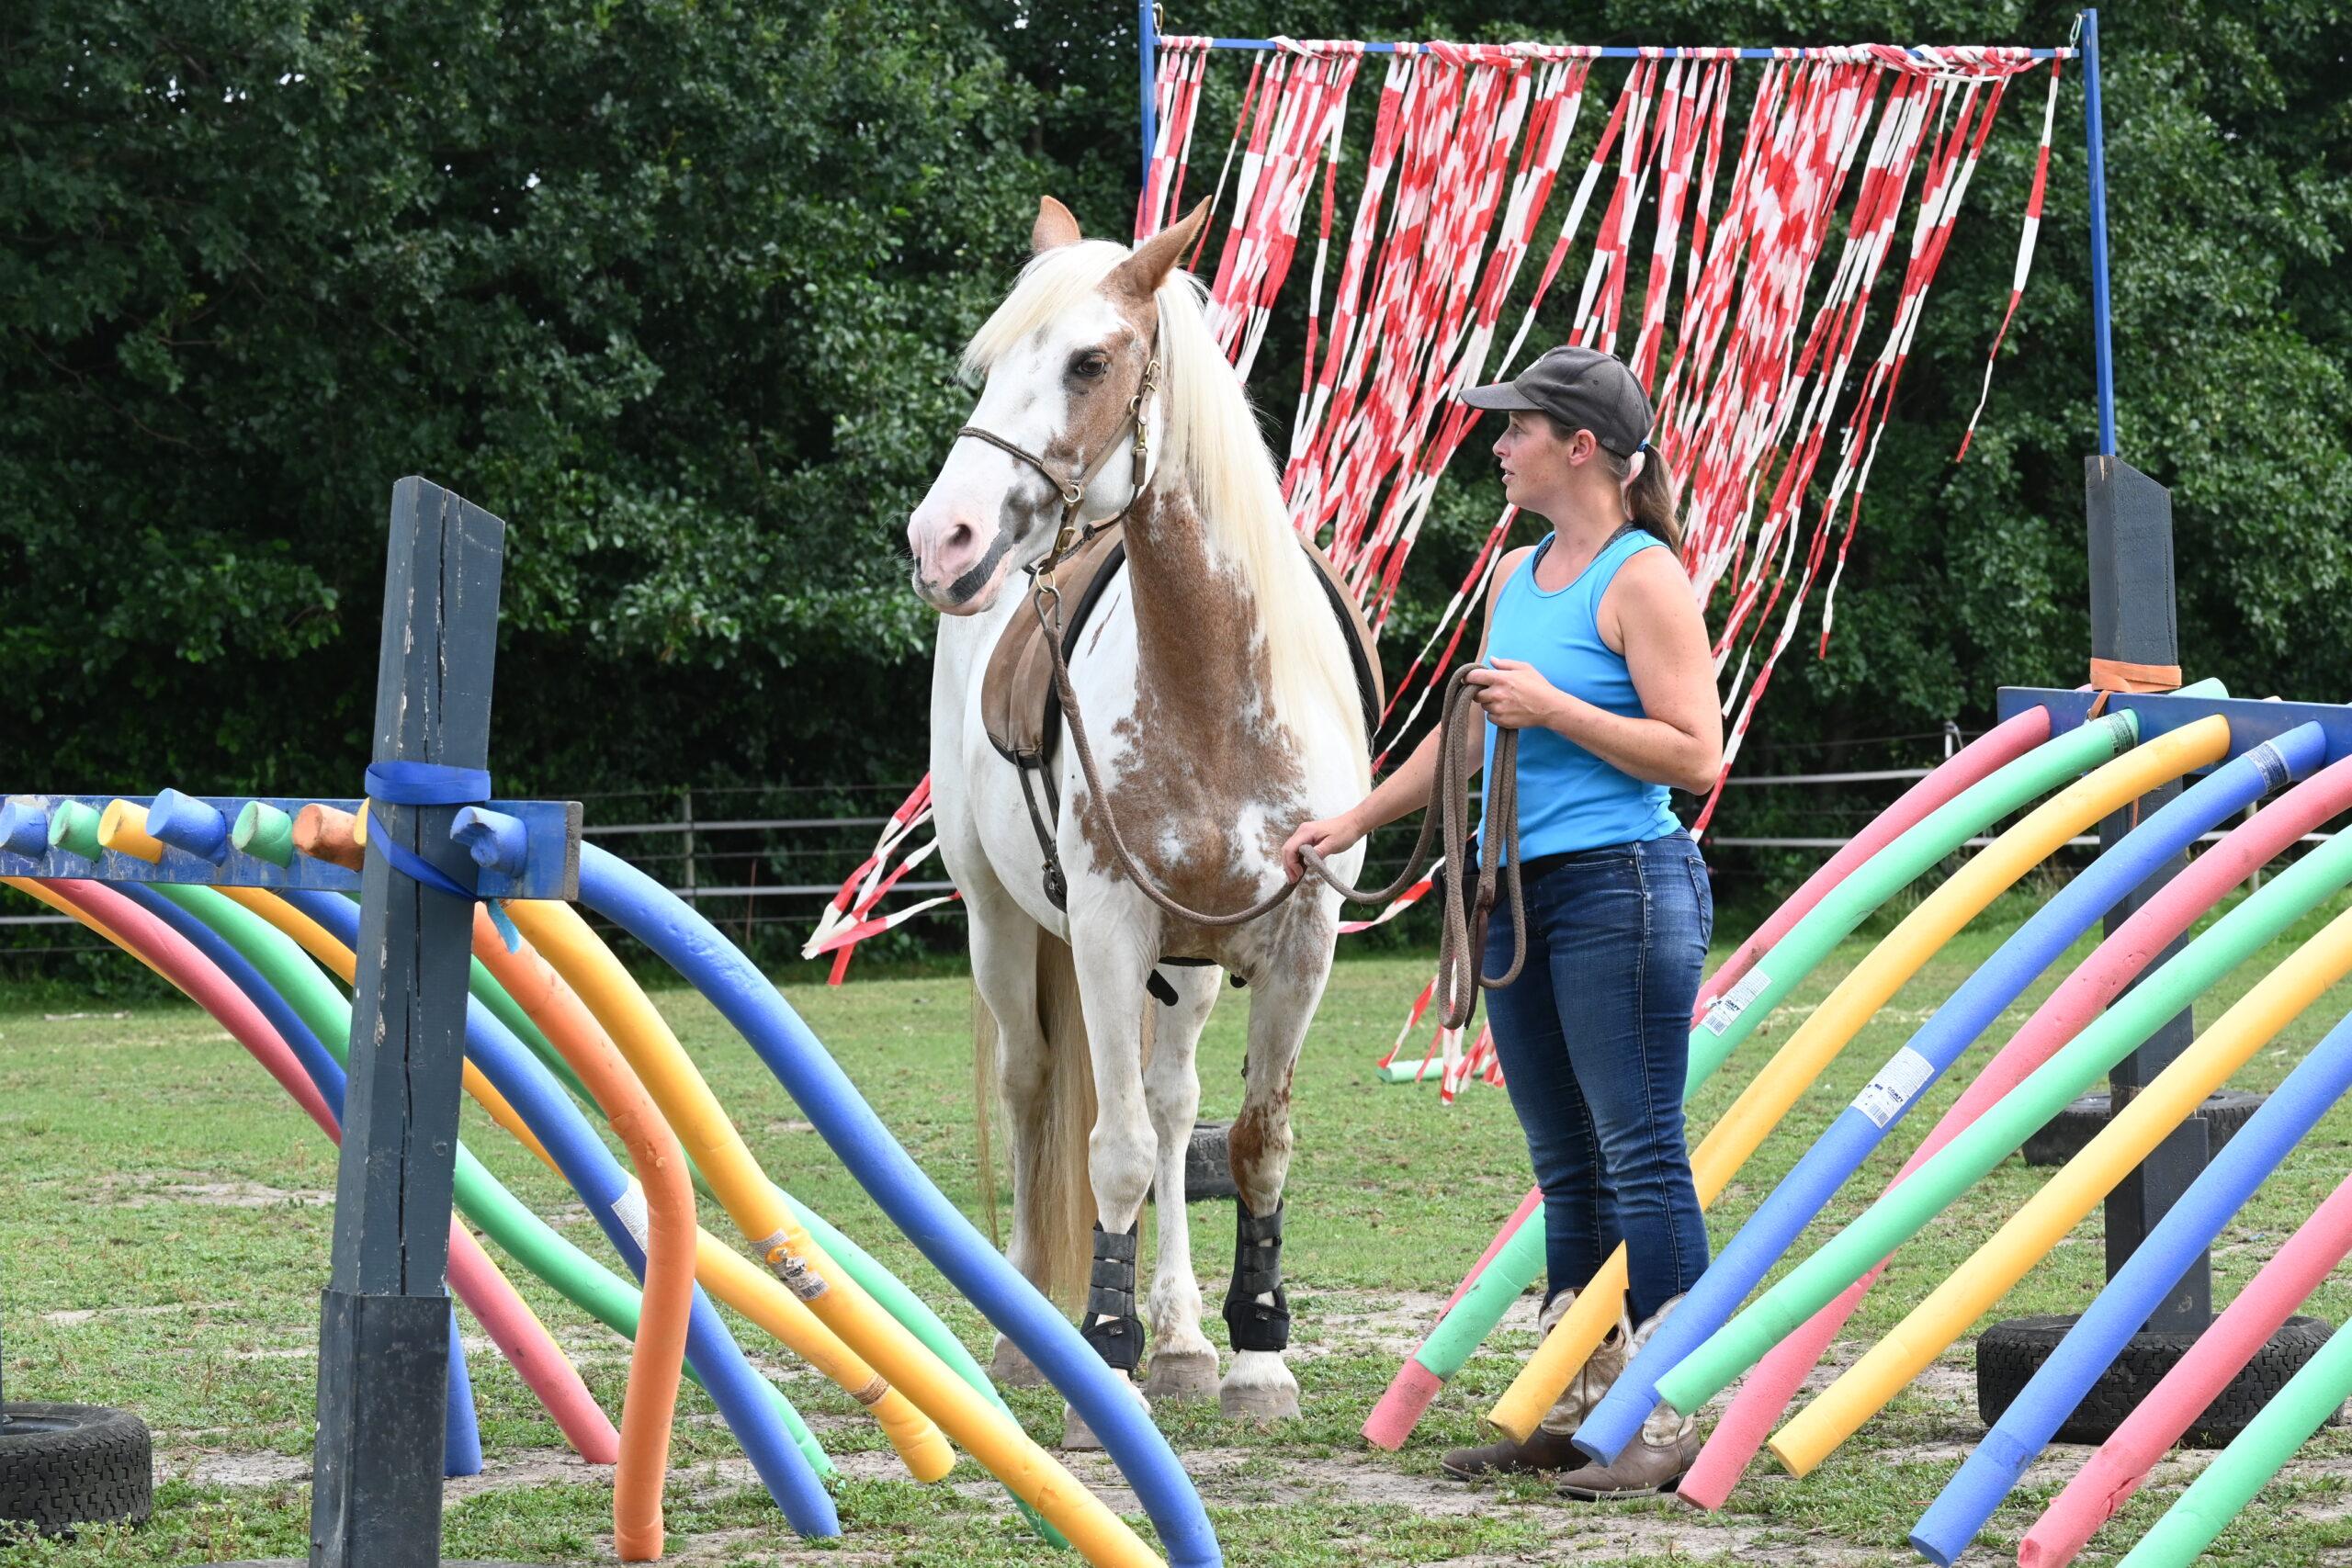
[42,880,617,1464]
[54,879,339,1136]
[1679,752,2352,1510]
[446,1225,621,1463]
[1366,712,2059,1452]
[2018,1168,2352,1568]
[1691,707,2052,1015]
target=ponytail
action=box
[1601,443,1683,552]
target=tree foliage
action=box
[2,0,2346,824]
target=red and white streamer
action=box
[821,35,2065,992]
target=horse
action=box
[904,196,1371,1438]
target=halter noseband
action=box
[955,342,1162,584]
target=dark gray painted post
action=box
[309,479,504,1568]
[2086,455,2212,1334]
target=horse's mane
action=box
[966,241,1366,762]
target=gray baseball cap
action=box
[1460,345,1654,455]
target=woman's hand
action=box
[1282,811,1366,882]
[1465,659,1567,731]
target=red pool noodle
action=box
[36,879,619,1465]
[1690,707,2052,1016]
[2018,1168,2352,1568]
[1678,752,2352,1510]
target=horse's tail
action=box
[971,931,1100,1312]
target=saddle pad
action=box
[980,524,1384,768]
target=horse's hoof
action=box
[1219,1380,1301,1421]
[1142,1348,1222,1403]
[990,1336,1048,1388]
[1060,1383,1149,1450]
[1059,1401,1104,1450]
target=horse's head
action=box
[908,196,1210,615]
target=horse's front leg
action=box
[1220,945,1332,1422]
[1062,926,1159,1447]
[964,878,1055,1388]
[1140,964,1221,1403]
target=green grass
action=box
[7,884,2352,1564]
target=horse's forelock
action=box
[961,241,1132,380]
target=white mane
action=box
[966,241,1367,765]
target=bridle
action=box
[953,339,1162,592]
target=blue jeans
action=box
[1481,830,1713,1325]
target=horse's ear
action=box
[1107,199,1210,304]
[1033,196,1083,254]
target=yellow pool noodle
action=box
[1768,896,2352,1476]
[1485,717,2230,1441]
[219,887,955,1483]
[502,897,1164,1568]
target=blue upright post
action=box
[1138,0,1159,191]
[2082,9,2118,457]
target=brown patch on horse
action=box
[1068,482,1311,941]
[1227,1077,1295,1218]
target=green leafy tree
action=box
[2,0,2346,919]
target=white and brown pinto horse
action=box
[907,197,1368,1436]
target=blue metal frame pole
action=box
[2083,8,2119,457]
[1139,0,1158,194]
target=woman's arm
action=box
[1464,547,1722,795]
[1281,546,1533,878]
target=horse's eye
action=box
[1071,353,1110,380]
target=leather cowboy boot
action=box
[1555,1294,1700,1500]
[1442,1292,1633,1480]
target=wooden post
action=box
[308,479,504,1568]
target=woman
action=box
[1283,345,1722,1498]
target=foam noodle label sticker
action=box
[1852,1045,1939,1129]
[1701,968,1770,1036]
[611,1179,651,1252]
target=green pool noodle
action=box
[1656,821,2352,1416]
[455,930,998,1406]
[2113,1315,2352,1568]
[48,799,103,859]
[154,883,832,1473]
[1404,709,2141,1382]
[1683,711,2141,1086]
[1414,1212,1547,1379]
[231,801,296,866]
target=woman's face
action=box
[1493,411,1590,513]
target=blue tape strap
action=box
[361,761,522,951]
[366,761,493,806]
[371,831,478,900]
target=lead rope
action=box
[1035,584,1521,1028]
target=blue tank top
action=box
[1479,527,1681,858]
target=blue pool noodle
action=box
[1909,997,2352,1564]
[279,888,841,1534]
[576,844,1225,1568]
[116,883,485,1478]
[1573,724,2322,1464]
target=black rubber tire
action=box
[1976,1314,2335,1446]
[0,1402,153,1538]
[1184,1120,1238,1201]
[1142,1120,1239,1203]
[2020,1089,2264,1168]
